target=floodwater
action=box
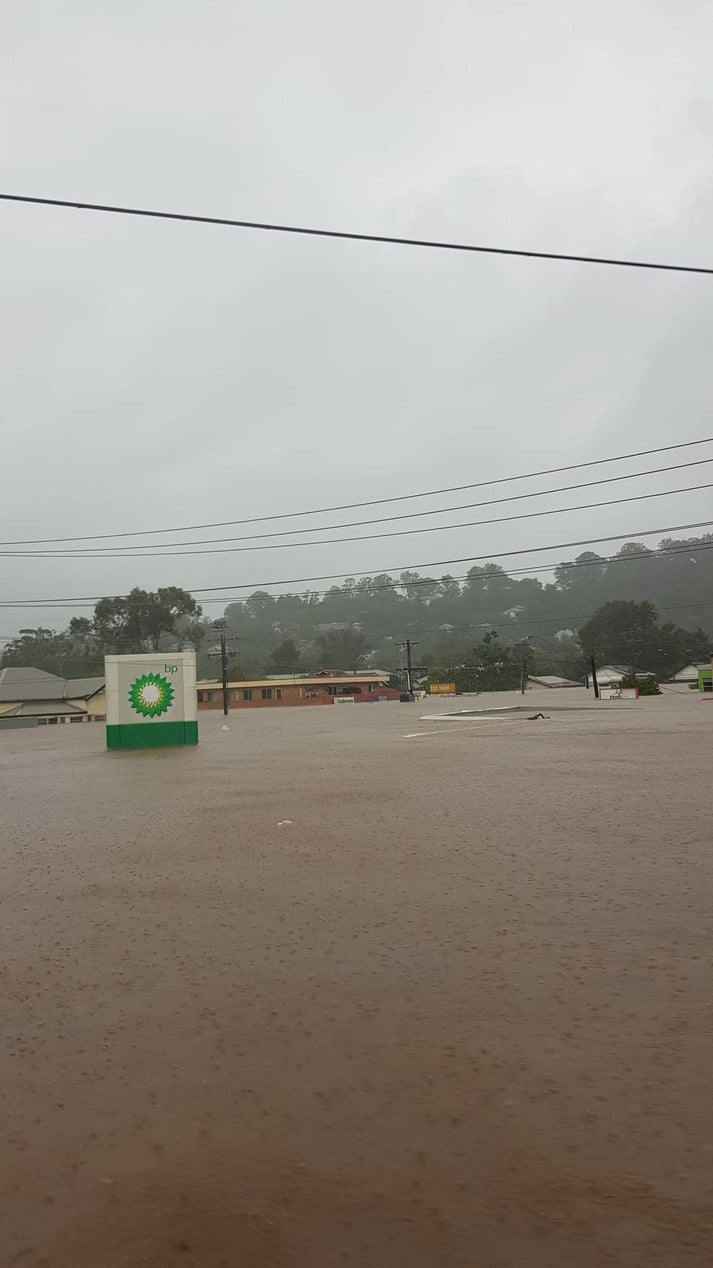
[1,689,711,1266]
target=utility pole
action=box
[210,620,239,716]
[589,655,600,699]
[515,636,533,695]
[218,625,230,716]
[395,639,420,696]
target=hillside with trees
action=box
[2,534,711,685]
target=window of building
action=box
[203,691,214,703]
[261,688,272,700]
[368,683,375,692]
[276,688,282,699]
[197,691,204,703]
[243,689,252,701]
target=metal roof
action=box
[0,668,66,702]
[0,666,60,683]
[528,675,581,687]
[64,677,105,698]
[197,673,390,690]
[0,667,104,704]
[3,700,86,717]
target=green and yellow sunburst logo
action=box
[128,673,175,718]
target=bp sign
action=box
[105,652,198,749]
[128,672,175,717]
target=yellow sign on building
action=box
[429,682,456,695]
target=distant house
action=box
[0,667,106,728]
[671,663,710,684]
[668,663,713,692]
[586,665,655,688]
[315,622,364,633]
[527,675,581,689]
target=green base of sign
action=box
[106,721,198,749]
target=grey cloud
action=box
[1,0,713,636]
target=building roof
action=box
[0,666,105,704]
[528,675,581,687]
[0,667,66,702]
[595,665,656,681]
[64,677,105,699]
[197,673,390,690]
[2,700,86,717]
[0,666,60,683]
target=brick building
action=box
[197,672,400,710]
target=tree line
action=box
[2,533,711,685]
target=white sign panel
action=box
[105,652,197,748]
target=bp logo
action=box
[128,672,175,718]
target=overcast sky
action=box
[2,0,713,640]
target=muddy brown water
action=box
[1,690,711,1266]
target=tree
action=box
[317,628,367,671]
[270,639,301,671]
[68,617,93,642]
[616,542,654,558]
[578,600,658,666]
[466,563,510,591]
[463,631,521,692]
[174,615,207,652]
[554,552,607,591]
[578,600,709,679]
[93,586,201,652]
[620,672,661,696]
[438,575,461,599]
[0,628,75,676]
[399,571,425,600]
[243,591,275,621]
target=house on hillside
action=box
[0,667,106,728]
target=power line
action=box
[7,456,713,554]
[4,538,713,613]
[6,479,712,559]
[2,437,712,545]
[2,191,713,276]
[1,517,712,606]
[192,541,713,605]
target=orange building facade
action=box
[197,673,400,710]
